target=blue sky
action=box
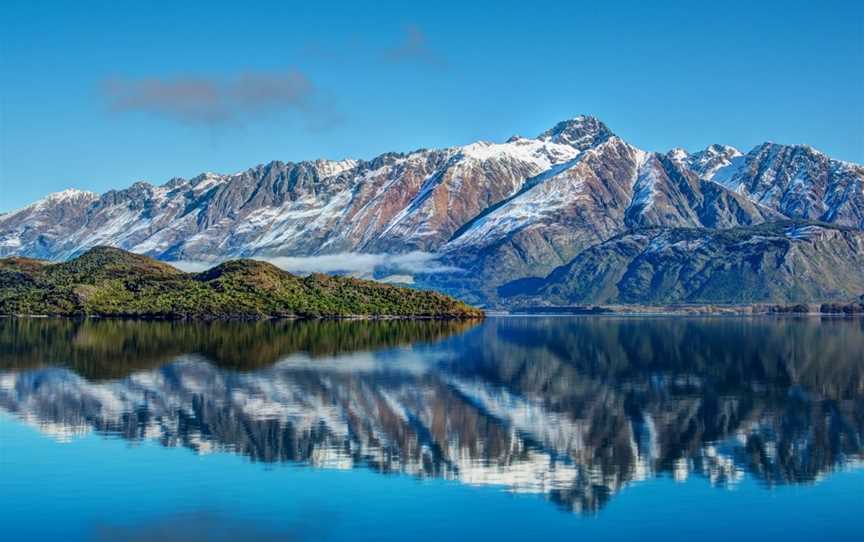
[1,0,862,211]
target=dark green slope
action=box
[0,247,483,319]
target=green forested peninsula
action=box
[0,247,483,320]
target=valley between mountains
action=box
[2,116,863,307]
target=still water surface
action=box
[1,317,862,541]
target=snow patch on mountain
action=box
[312,158,360,178]
[459,138,578,169]
[691,144,743,180]
[443,176,587,250]
[630,159,662,212]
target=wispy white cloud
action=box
[169,260,217,273]
[377,274,415,285]
[169,251,460,281]
[262,251,458,276]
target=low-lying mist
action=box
[169,251,460,284]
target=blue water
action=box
[1,317,862,541]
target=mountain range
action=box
[2,115,862,306]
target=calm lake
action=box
[1,316,862,541]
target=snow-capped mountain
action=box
[1,115,861,304]
[716,143,864,227]
[668,143,744,181]
[0,126,583,261]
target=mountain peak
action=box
[750,141,828,157]
[682,143,744,182]
[667,148,690,163]
[537,115,613,150]
[43,188,98,203]
[694,144,742,162]
[16,188,99,215]
[744,141,841,169]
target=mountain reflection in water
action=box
[1,317,862,515]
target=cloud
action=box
[92,509,330,542]
[103,71,326,126]
[169,260,217,273]
[304,26,446,69]
[169,251,461,280]
[262,251,459,276]
[384,25,446,67]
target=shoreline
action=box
[490,302,864,317]
[6,308,862,320]
[0,313,485,321]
